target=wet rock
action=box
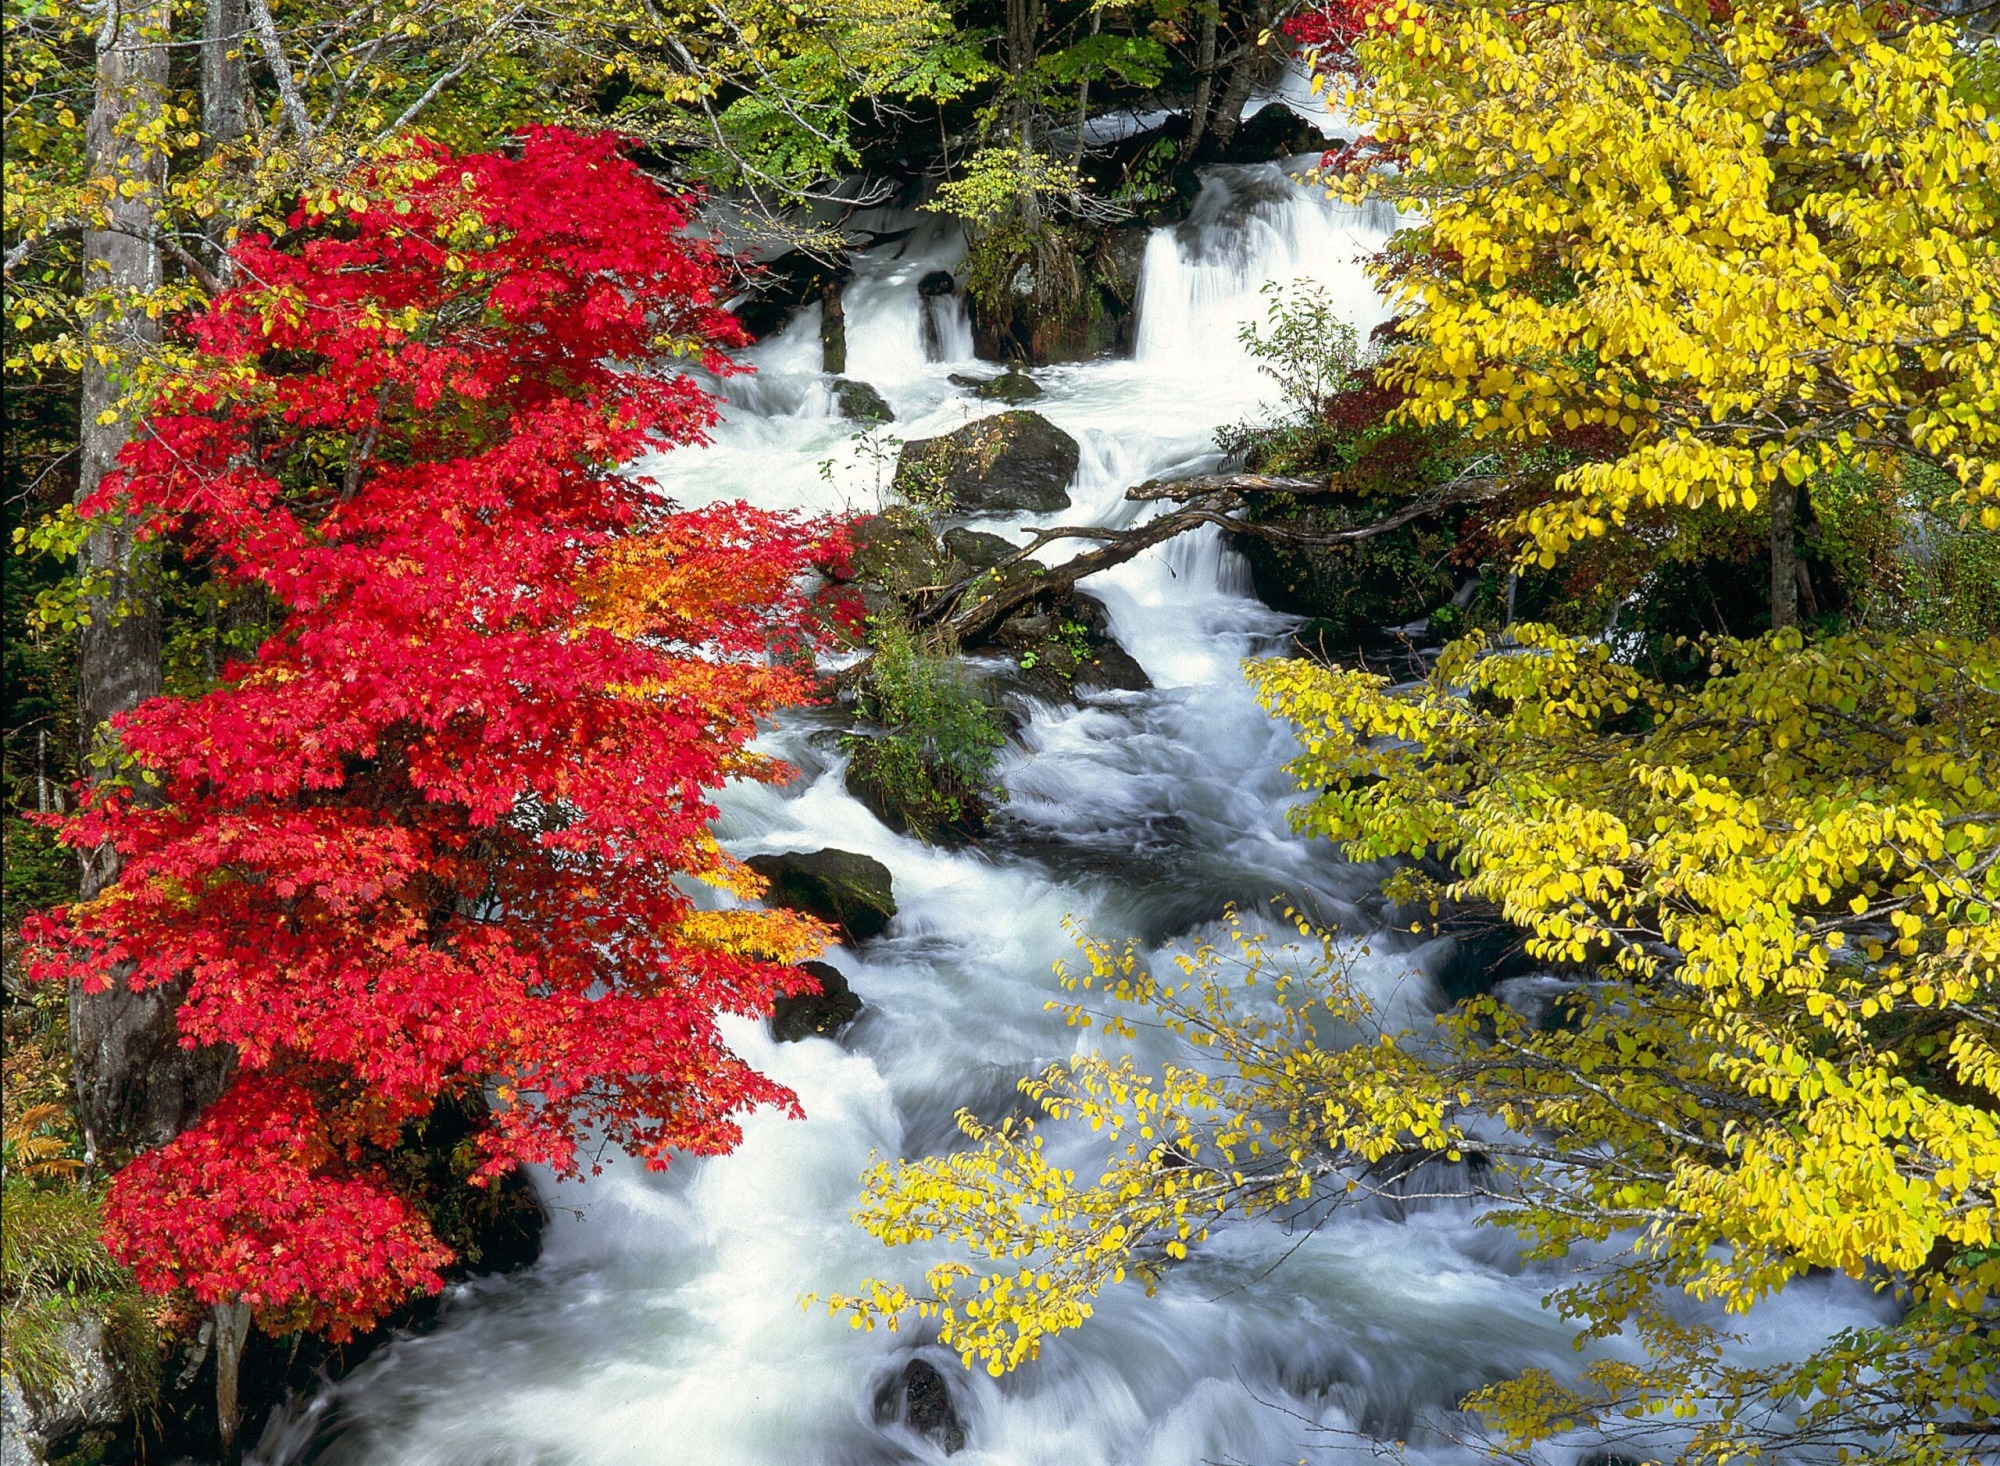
[945,370,1041,404]
[848,508,949,593]
[2,1316,134,1466]
[769,960,863,1043]
[1095,226,1151,307]
[833,378,894,424]
[991,590,1151,700]
[1220,102,1327,163]
[996,610,1053,645]
[942,526,1019,574]
[747,849,897,941]
[917,269,957,298]
[1075,636,1151,693]
[873,1358,967,1455]
[894,412,1078,515]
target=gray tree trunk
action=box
[75,0,227,1166]
[1770,477,1800,631]
[1181,2,1220,161]
[213,1300,253,1460]
[1207,0,1276,152]
[201,0,248,274]
[1005,0,1044,228]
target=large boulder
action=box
[874,1358,967,1455]
[893,412,1079,515]
[747,849,897,941]
[0,1316,132,1466]
[769,960,864,1043]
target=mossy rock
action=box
[946,370,1043,404]
[832,378,894,423]
[848,507,950,594]
[747,849,898,941]
[893,412,1078,516]
[941,526,1019,574]
[843,740,992,846]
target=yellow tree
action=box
[1313,0,2000,624]
[827,5,2000,1462]
[831,629,2000,1464]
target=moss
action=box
[843,614,1005,843]
[0,1183,162,1417]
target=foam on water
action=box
[253,162,1888,1466]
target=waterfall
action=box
[251,162,1889,1466]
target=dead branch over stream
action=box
[910,471,1509,647]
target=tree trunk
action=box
[213,1300,252,1460]
[1207,0,1276,153]
[1005,0,1044,228]
[820,277,847,375]
[1770,477,1800,631]
[1072,8,1102,168]
[1181,1,1220,161]
[74,0,224,1166]
[201,0,247,272]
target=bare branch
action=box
[245,0,316,141]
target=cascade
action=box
[252,160,1887,1466]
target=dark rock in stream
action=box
[941,526,1019,573]
[833,378,894,423]
[994,590,1152,699]
[893,411,1078,515]
[874,1358,967,1455]
[747,849,898,941]
[769,960,863,1043]
[848,508,951,592]
[917,269,957,298]
[948,370,1043,404]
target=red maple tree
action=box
[24,128,845,1336]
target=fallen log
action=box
[915,471,1507,644]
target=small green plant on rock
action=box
[843,613,1005,842]
[2,1000,162,1445]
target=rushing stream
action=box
[253,154,1889,1466]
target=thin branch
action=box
[373,6,525,144]
[245,0,317,141]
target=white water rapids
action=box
[253,160,1890,1466]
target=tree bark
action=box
[201,0,247,154]
[1005,0,1044,227]
[1181,2,1220,161]
[75,0,226,1166]
[1206,0,1276,153]
[200,0,248,275]
[1770,477,1800,631]
[820,277,847,375]
[213,1300,252,1461]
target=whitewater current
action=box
[252,158,1889,1466]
